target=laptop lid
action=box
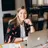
[27,30,48,48]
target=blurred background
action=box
[0,0,48,44]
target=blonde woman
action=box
[4,6,35,43]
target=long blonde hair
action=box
[9,6,27,27]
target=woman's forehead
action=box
[19,9,27,13]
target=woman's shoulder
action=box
[8,19,13,24]
[8,19,15,27]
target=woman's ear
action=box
[16,14,19,18]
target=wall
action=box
[44,0,48,5]
[38,0,44,5]
[0,0,4,44]
[15,0,25,9]
[32,0,48,5]
[32,0,38,5]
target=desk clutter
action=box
[0,41,27,48]
[1,43,21,48]
[0,42,48,48]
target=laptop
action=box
[27,30,48,48]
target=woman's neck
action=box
[20,21,24,25]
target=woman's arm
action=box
[24,19,35,33]
[30,25,35,33]
[14,38,23,43]
[14,37,28,43]
[4,23,14,43]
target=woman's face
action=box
[18,9,27,21]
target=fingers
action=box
[24,19,32,25]
[7,36,11,43]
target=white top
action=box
[20,24,26,38]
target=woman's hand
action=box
[24,19,32,25]
[14,38,23,43]
[14,37,28,43]
[23,37,28,41]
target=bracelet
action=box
[29,24,33,26]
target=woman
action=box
[4,6,35,43]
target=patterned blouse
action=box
[4,22,30,43]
